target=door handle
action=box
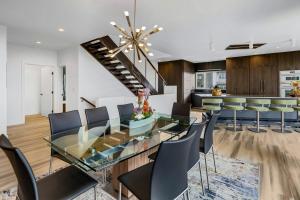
[259,80,261,93]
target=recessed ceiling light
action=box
[36,41,41,44]
[58,28,65,32]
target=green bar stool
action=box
[270,99,297,133]
[292,98,300,132]
[223,98,246,132]
[201,98,223,114]
[246,99,271,133]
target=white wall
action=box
[96,94,176,119]
[7,44,58,125]
[24,64,41,115]
[0,25,7,135]
[58,46,79,112]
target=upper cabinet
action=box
[249,55,278,97]
[226,57,250,95]
[226,51,300,97]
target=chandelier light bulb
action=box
[109,50,114,53]
[124,49,129,53]
[138,43,144,47]
[158,27,163,31]
[138,60,143,63]
[128,44,133,48]
[110,21,116,26]
[141,26,146,31]
[136,28,140,33]
[124,11,129,16]
[143,37,148,41]
[148,52,154,56]
[147,43,152,46]
[120,40,126,44]
[119,35,123,38]
[154,25,158,28]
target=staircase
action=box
[81,35,166,95]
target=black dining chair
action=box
[48,110,82,173]
[85,106,110,134]
[117,103,134,124]
[117,125,198,200]
[165,102,191,134]
[200,112,220,190]
[0,134,98,200]
[171,102,191,117]
[148,121,207,195]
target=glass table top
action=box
[44,113,196,171]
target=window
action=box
[195,71,226,89]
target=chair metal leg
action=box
[198,160,205,195]
[49,157,53,175]
[248,111,267,133]
[204,154,210,190]
[118,182,122,200]
[272,112,292,133]
[94,186,97,200]
[212,146,217,173]
[186,189,190,200]
[226,110,242,132]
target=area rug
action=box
[0,154,260,200]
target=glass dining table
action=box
[44,113,196,172]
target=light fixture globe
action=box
[108,0,162,63]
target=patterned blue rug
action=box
[0,154,260,200]
[187,154,260,200]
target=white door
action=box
[24,65,41,115]
[40,68,54,116]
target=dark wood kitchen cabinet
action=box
[250,55,278,97]
[226,57,250,95]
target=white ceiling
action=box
[1,0,300,62]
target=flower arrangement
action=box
[290,81,300,97]
[132,88,153,120]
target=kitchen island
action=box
[191,93,298,122]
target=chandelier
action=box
[108,0,163,63]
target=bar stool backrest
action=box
[223,98,246,104]
[202,98,223,105]
[271,99,297,107]
[246,99,271,105]
[0,135,39,200]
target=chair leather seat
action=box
[118,163,153,200]
[37,165,98,200]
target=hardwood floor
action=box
[1,114,300,199]
[214,126,300,200]
[0,115,66,192]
